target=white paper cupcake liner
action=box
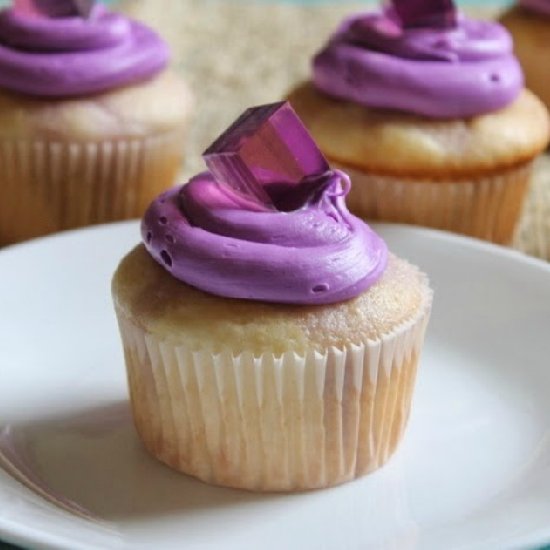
[115,287,432,492]
[0,131,184,246]
[337,161,533,245]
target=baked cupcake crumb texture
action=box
[114,245,430,355]
[288,82,549,177]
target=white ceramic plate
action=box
[0,222,549,550]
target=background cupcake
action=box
[112,103,432,491]
[0,0,192,246]
[500,1,550,260]
[288,0,550,245]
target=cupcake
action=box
[500,1,550,112]
[500,2,550,260]
[112,102,432,491]
[0,0,192,246]
[288,1,550,245]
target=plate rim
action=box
[2,218,549,271]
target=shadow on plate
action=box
[0,401,288,522]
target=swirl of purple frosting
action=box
[313,9,523,118]
[142,170,388,305]
[0,4,168,97]
[520,0,550,15]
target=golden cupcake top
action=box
[289,83,549,176]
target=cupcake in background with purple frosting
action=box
[111,102,433,491]
[0,0,192,246]
[500,1,550,261]
[288,0,549,245]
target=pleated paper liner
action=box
[337,161,533,246]
[114,283,432,492]
[0,130,184,246]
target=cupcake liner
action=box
[337,161,533,245]
[114,287,432,492]
[514,157,550,261]
[0,131,184,246]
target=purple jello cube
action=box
[13,0,94,18]
[392,0,457,28]
[203,101,329,207]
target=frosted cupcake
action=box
[288,0,550,244]
[0,0,192,246]
[500,2,550,260]
[112,102,432,491]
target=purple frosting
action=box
[0,4,168,97]
[520,0,550,15]
[313,9,524,118]
[142,170,388,305]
